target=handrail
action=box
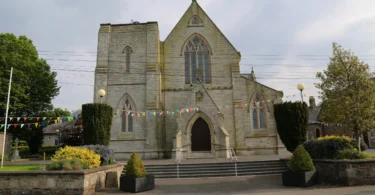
[230,147,237,162]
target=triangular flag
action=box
[36,117,40,121]
[28,124,31,129]
[50,117,52,120]
[186,109,189,112]
[172,112,175,115]
[24,117,27,121]
[7,124,11,129]
[137,113,140,117]
[14,124,18,128]
[17,117,20,122]
[153,112,156,116]
[9,117,13,121]
[21,124,24,128]
[35,123,39,127]
[0,124,4,129]
[142,112,145,117]
[54,120,57,124]
[43,117,46,120]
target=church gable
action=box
[164,0,240,57]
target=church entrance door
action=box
[191,117,211,151]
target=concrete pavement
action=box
[97,175,375,195]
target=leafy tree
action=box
[274,101,309,152]
[316,42,375,152]
[0,33,59,116]
[82,103,113,146]
[40,107,72,117]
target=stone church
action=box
[94,0,285,160]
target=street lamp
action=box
[297,83,305,102]
[98,89,106,103]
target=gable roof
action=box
[164,0,241,57]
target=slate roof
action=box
[43,122,72,135]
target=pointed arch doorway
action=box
[191,117,211,151]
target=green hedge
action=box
[82,103,113,146]
[303,136,354,159]
[14,146,61,159]
[274,101,308,152]
[291,145,315,172]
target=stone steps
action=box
[121,160,288,179]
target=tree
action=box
[40,107,72,117]
[316,42,375,152]
[82,103,113,146]
[274,101,309,153]
[0,33,59,116]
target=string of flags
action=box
[0,115,78,130]
[309,121,343,127]
[113,100,280,118]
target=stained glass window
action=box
[124,47,132,73]
[122,99,133,132]
[191,16,201,24]
[253,96,265,129]
[184,35,211,84]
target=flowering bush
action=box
[51,146,100,169]
[47,158,88,170]
[84,145,116,166]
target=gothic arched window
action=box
[122,99,133,132]
[184,35,211,84]
[190,16,202,25]
[123,46,132,73]
[252,96,265,129]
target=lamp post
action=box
[98,89,106,103]
[297,83,305,103]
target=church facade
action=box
[94,0,285,160]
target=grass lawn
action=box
[0,164,42,171]
[368,153,375,159]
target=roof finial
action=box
[251,66,254,73]
[192,0,197,3]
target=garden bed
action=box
[280,158,375,186]
[0,163,123,195]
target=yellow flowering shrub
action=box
[51,146,101,169]
[316,135,351,142]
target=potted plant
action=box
[282,145,317,187]
[120,152,155,193]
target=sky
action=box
[1,0,375,111]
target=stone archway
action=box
[191,117,211,151]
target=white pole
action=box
[1,67,13,168]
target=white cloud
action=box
[296,0,375,44]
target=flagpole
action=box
[1,67,13,168]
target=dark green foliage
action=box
[274,101,309,152]
[17,146,61,159]
[350,139,368,151]
[0,33,59,116]
[26,126,44,153]
[291,145,315,172]
[303,136,353,159]
[126,153,147,178]
[336,149,368,160]
[82,103,113,146]
[40,108,71,117]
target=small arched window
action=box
[252,96,265,129]
[190,16,202,25]
[122,99,133,132]
[184,35,211,84]
[123,46,132,73]
[315,128,321,138]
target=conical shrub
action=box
[125,153,147,178]
[291,145,315,172]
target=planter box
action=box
[0,164,123,195]
[282,170,317,187]
[120,175,155,193]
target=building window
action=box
[190,16,202,25]
[252,96,265,129]
[123,46,132,73]
[315,128,321,138]
[184,35,211,84]
[121,99,133,132]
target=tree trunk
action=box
[356,129,361,153]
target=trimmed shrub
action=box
[82,103,113,146]
[304,136,354,159]
[274,101,309,152]
[125,153,147,178]
[51,146,101,169]
[336,149,368,160]
[84,145,116,166]
[290,145,315,172]
[47,158,88,170]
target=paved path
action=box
[97,175,375,195]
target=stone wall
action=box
[280,158,375,186]
[0,164,123,195]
